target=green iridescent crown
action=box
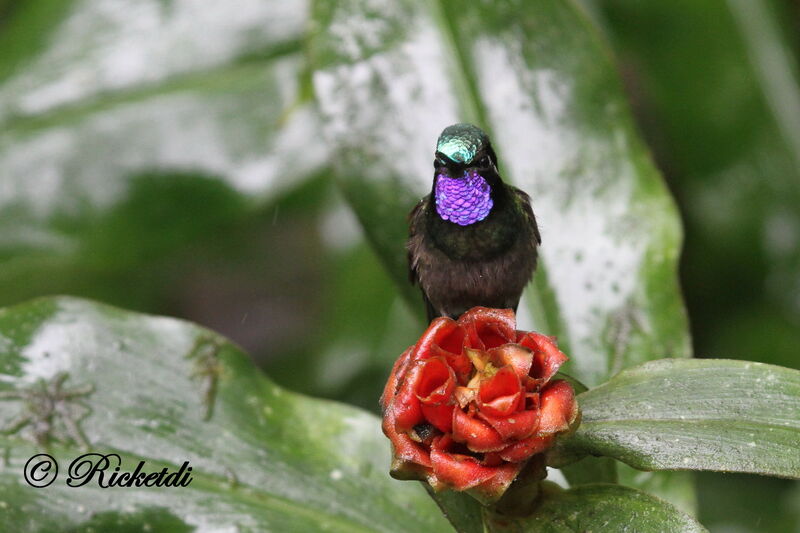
[436,123,489,165]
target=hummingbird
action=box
[407,123,541,322]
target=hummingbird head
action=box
[435,123,497,170]
[433,123,498,226]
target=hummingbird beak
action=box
[435,167,468,181]
[434,152,470,180]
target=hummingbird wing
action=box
[407,197,426,285]
[507,185,541,314]
[510,186,542,246]
[407,196,438,322]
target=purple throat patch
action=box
[434,170,493,226]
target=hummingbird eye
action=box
[478,155,492,168]
[434,157,446,169]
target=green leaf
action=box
[589,0,800,371]
[0,297,451,532]
[564,359,800,478]
[559,456,618,486]
[552,374,619,487]
[582,0,800,517]
[616,466,697,515]
[483,483,706,532]
[0,0,329,311]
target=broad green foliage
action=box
[484,484,707,533]
[0,0,413,418]
[0,0,327,311]
[565,359,800,478]
[584,1,800,528]
[588,0,800,371]
[0,297,451,532]
[2,0,798,531]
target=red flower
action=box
[381,307,579,503]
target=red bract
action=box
[381,307,579,503]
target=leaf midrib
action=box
[0,37,303,135]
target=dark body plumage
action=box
[408,124,541,322]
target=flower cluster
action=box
[381,307,579,503]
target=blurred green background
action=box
[0,0,798,531]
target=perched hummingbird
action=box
[407,123,541,322]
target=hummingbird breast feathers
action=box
[407,186,540,321]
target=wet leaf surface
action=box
[484,483,706,533]
[565,359,800,478]
[0,0,328,311]
[0,297,451,532]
